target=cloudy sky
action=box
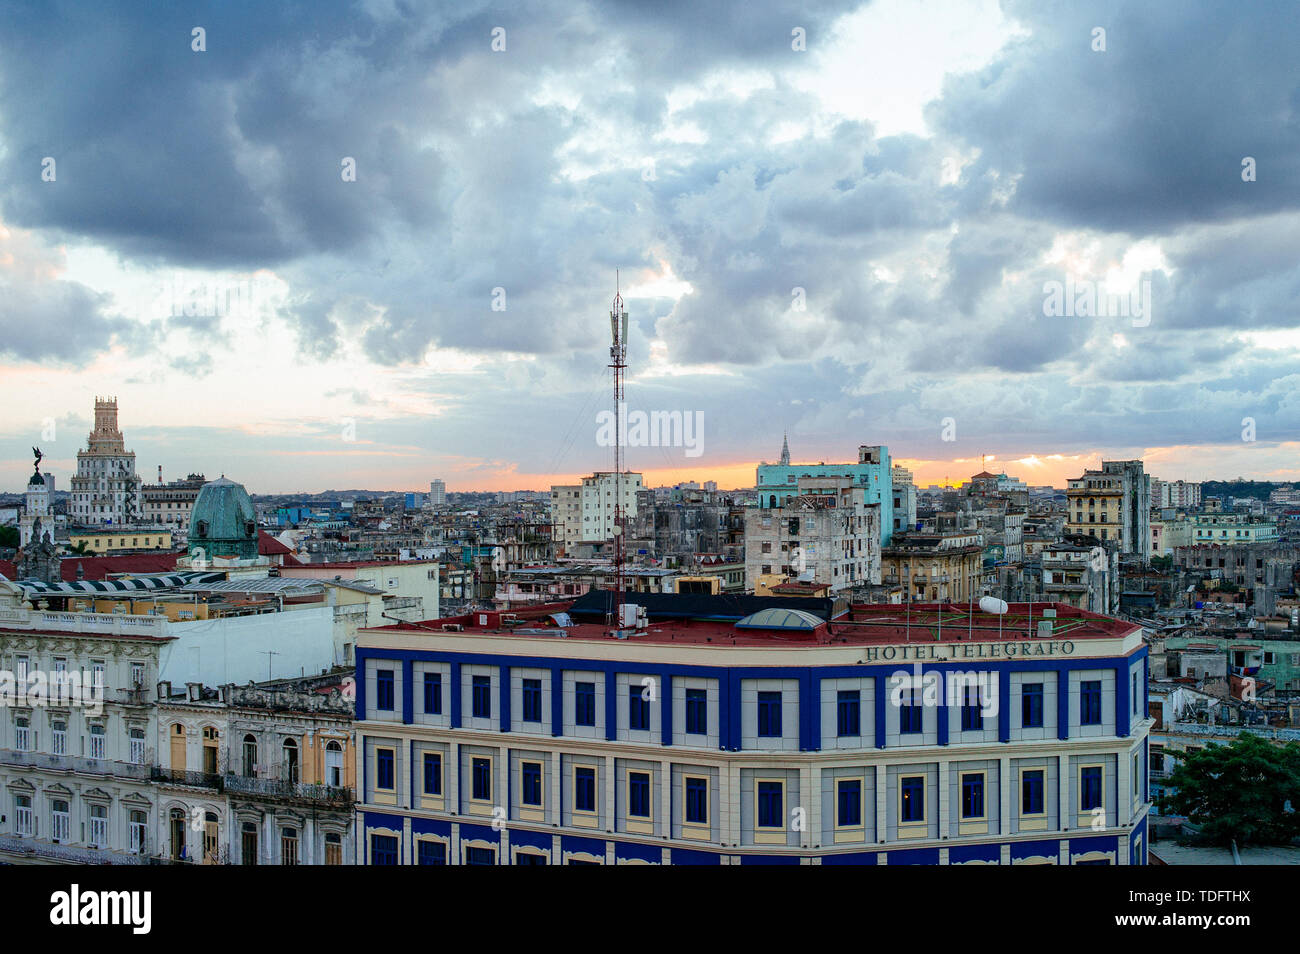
[2,0,1298,494]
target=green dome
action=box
[189,476,258,560]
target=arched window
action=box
[325,741,343,787]
[88,803,108,846]
[129,810,148,854]
[324,831,342,866]
[196,520,208,538]
[169,808,187,860]
[241,821,259,866]
[282,738,299,783]
[50,800,70,842]
[242,735,258,777]
[89,723,105,759]
[281,827,299,866]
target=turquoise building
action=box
[756,440,895,546]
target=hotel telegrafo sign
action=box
[861,640,1076,663]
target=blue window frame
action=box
[1081,680,1102,725]
[370,834,397,865]
[1081,766,1103,811]
[757,691,782,737]
[417,840,446,865]
[522,678,542,723]
[471,675,492,720]
[836,778,862,827]
[685,777,707,825]
[575,681,596,727]
[837,690,861,737]
[1022,770,1045,815]
[465,846,495,866]
[961,773,984,819]
[960,684,982,731]
[900,687,923,734]
[757,781,783,828]
[900,776,925,823]
[422,752,441,796]
[575,766,596,813]
[522,761,543,806]
[516,851,547,865]
[628,771,651,818]
[628,686,650,731]
[471,757,491,801]
[375,669,394,712]
[685,688,707,735]
[376,748,394,790]
[1022,682,1044,728]
[423,671,442,715]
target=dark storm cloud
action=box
[0,278,134,362]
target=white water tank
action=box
[979,596,1008,615]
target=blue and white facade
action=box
[756,444,895,546]
[353,603,1151,865]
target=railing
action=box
[223,773,354,806]
[150,767,225,789]
[0,749,151,779]
[0,835,145,865]
[0,608,167,636]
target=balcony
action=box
[0,749,151,780]
[150,767,225,790]
[0,835,145,865]
[223,773,354,807]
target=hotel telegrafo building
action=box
[354,592,1150,865]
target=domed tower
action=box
[188,476,259,562]
[19,447,51,548]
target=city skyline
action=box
[3,0,1298,493]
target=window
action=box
[836,779,862,827]
[129,727,145,765]
[423,752,442,796]
[1081,680,1103,726]
[516,850,547,865]
[282,738,299,783]
[577,686,595,727]
[418,840,447,865]
[685,777,708,825]
[960,684,982,731]
[423,671,442,715]
[88,804,108,846]
[15,795,32,836]
[522,761,543,806]
[628,771,651,818]
[1081,766,1103,812]
[376,748,395,791]
[837,690,861,737]
[465,846,495,866]
[371,834,398,865]
[1022,683,1044,728]
[129,810,147,854]
[628,686,650,731]
[472,675,492,719]
[52,720,66,756]
[574,766,597,813]
[376,668,395,711]
[900,687,923,734]
[900,776,925,823]
[757,781,784,829]
[685,688,707,735]
[325,740,343,787]
[1022,770,1045,815]
[89,724,105,760]
[757,692,782,737]
[281,827,299,865]
[471,757,492,801]
[242,735,258,776]
[51,799,70,842]
[325,832,342,865]
[522,678,543,723]
[961,774,984,819]
[1132,672,1140,714]
[14,716,30,752]
[241,822,259,865]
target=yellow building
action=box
[69,529,173,553]
[880,533,983,602]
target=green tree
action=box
[0,525,17,549]
[1159,733,1300,846]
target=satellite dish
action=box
[979,596,1008,615]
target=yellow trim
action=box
[570,763,600,829]
[1018,767,1048,831]
[897,774,927,839]
[372,747,397,806]
[681,774,710,841]
[519,759,545,822]
[624,767,654,834]
[512,845,550,864]
[1076,761,1106,828]
[466,754,495,817]
[957,770,988,836]
[413,834,449,864]
[832,774,867,843]
[753,776,786,845]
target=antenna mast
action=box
[609,272,628,627]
